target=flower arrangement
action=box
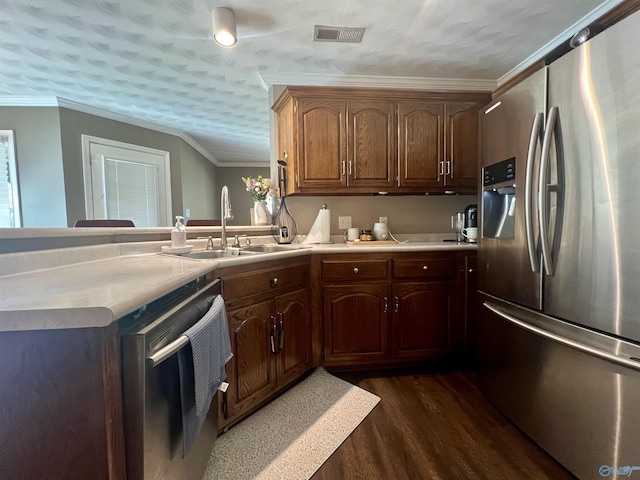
[242,175,274,202]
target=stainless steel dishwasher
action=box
[119,276,222,480]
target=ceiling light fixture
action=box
[212,7,237,48]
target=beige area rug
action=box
[203,368,380,480]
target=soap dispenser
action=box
[171,215,187,248]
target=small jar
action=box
[360,229,374,241]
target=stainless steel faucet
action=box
[220,185,234,248]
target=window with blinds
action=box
[0,130,21,228]
[82,135,172,227]
[104,158,159,228]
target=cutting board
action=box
[346,240,397,246]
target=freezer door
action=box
[545,11,640,341]
[478,68,545,310]
[477,295,640,480]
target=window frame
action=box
[0,129,22,228]
[81,135,172,227]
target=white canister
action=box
[372,222,390,240]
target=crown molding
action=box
[258,72,496,92]
[0,96,60,106]
[216,161,270,168]
[0,95,229,166]
[497,0,624,87]
[180,133,219,165]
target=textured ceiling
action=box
[0,0,613,165]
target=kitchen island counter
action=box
[0,239,475,332]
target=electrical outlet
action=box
[185,208,191,217]
[379,216,388,223]
[338,216,352,229]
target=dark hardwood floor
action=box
[312,369,575,480]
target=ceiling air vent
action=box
[313,25,365,43]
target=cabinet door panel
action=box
[225,299,276,422]
[392,282,454,359]
[463,254,478,364]
[298,98,347,189]
[348,100,396,188]
[275,288,312,387]
[276,98,297,195]
[323,284,389,364]
[445,102,481,190]
[398,101,444,188]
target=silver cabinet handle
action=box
[348,160,352,176]
[439,161,444,176]
[282,150,288,159]
[539,106,558,276]
[394,296,399,313]
[270,316,277,354]
[353,267,359,273]
[446,160,451,176]
[422,265,428,271]
[525,112,544,273]
[468,268,475,273]
[278,312,285,352]
[383,296,388,313]
[483,302,640,372]
[341,161,346,177]
[270,277,279,287]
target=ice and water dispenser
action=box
[482,158,516,240]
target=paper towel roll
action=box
[304,208,331,244]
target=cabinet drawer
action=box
[223,263,309,302]
[323,259,388,282]
[393,257,456,279]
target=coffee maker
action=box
[464,204,478,243]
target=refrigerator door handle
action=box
[483,302,640,372]
[538,106,558,276]
[525,112,544,272]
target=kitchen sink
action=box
[241,244,308,253]
[176,244,307,260]
[181,248,261,259]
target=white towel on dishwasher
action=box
[178,295,232,456]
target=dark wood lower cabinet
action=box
[276,289,312,387]
[224,299,278,423]
[319,252,472,369]
[0,324,125,480]
[322,284,389,365]
[392,281,455,360]
[220,287,312,429]
[218,258,312,430]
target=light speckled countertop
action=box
[0,238,475,332]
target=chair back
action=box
[185,219,222,226]
[74,219,135,227]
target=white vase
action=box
[253,200,269,225]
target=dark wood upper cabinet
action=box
[273,87,490,195]
[297,98,347,191]
[397,100,444,189]
[348,100,396,189]
[445,102,482,190]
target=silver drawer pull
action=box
[353,267,359,274]
[270,277,279,287]
[422,265,429,271]
[468,268,475,273]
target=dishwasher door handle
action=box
[146,279,221,367]
[148,335,190,367]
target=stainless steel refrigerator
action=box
[477,10,640,480]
